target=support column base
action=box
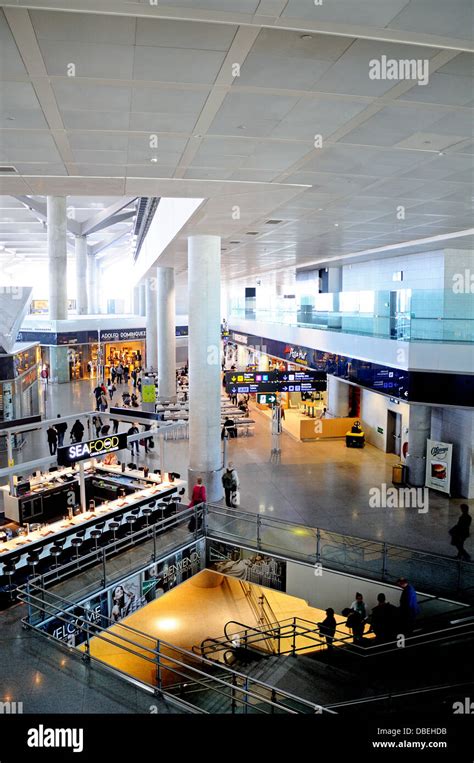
[188,467,223,503]
[406,454,427,487]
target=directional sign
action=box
[257,393,277,405]
[225,369,326,394]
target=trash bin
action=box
[392,463,407,485]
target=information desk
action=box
[0,473,186,570]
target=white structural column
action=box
[157,266,176,400]
[47,196,68,320]
[327,375,349,417]
[75,235,88,315]
[133,285,140,315]
[87,254,97,314]
[139,281,147,317]
[188,235,223,501]
[145,270,158,370]
[406,405,431,487]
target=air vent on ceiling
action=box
[246,231,259,235]
[265,219,282,225]
[0,166,18,174]
[229,241,241,244]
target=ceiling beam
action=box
[91,230,130,257]
[84,210,136,236]
[14,196,82,236]
[80,197,137,236]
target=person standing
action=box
[318,608,337,651]
[369,594,398,643]
[188,477,206,532]
[92,415,103,438]
[71,419,85,443]
[127,423,140,456]
[449,504,472,561]
[222,463,240,508]
[116,363,123,384]
[123,364,129,383]
[47,425,58,455]
[342,607,365,644]
[107,379,115,400]
[396,578,419,635]
[131,368,137,388]
[110,365,117,385]
[99,392,108,413]
[350,592,367,621]
[54,415,68,448]
[112,417,119,435]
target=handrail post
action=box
[257,515,262,550]
[101,549,107,588]
[271,689,276,714]
[316,527,321,562]
[382,542,387,580]
[202,502,207,537]
[243,677,249,714]
[457,560,462,596]
[292,617,297,656]
[82,616,91,662]
[152,524,157,561]
[156,639,162,690]
[276,626,281,655]
[231,674,237,714]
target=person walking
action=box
[47,425,58,456]
[107,379,115,401]
[110,365,117,385]
[116,363,123,384]
[99,392,108,413]
[54,414,68,448]
[127,423,140,456]
[318,608,337,651]
[71,419,85,443]
[131,368,137,388]
[449,504,472,561]
[222,463,240,508]
[396,578,420,635]
[93,383,103,411]
[112,417,119,435]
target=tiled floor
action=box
[1,377,471,558]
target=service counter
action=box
[0,466,186,570]
[300,417,359,441]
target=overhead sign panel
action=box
[57,433,128,466]
[225,370,326,394]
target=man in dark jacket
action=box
[71,419,85,443]
[222,463,239,508]
[319,608,337,651]
[127,423,140,456]
[342,607,365,644]
[47,425,58,455]
[54,414,68,447]
[449,504,471,560]
[370,593,398,642]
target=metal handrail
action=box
[17,582,331,715]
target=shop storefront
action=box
[99,329,145,377]
[0,343,41,448]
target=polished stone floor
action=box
[2,377,470,558]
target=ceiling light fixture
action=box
[150,157,158,163]
[300,34,313,40]
[237,125,247,130]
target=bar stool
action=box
[55,537,66,549]
[75,528,87,539]
[26,551,41,579]
[96,521,106,532]
[71,537,83,561]
[50,545,63,569]
[131,507,141,518]
[109,522,120,544]
[3,561,17,600]
[90,529,102,551]
[125,514,137,535]
[142,508,153,527]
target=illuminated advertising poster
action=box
[38,592,108,647]
[207,541,286,592]
[425,439,453,495]
[142,546,203,603]
[141,380,156,403]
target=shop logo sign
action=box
[58,433,127,465]
[27,725,84,753]
[431,445,449,458]
[284,345,308,362]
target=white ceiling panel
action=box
[132,47,226,84]
[388,0,474,41]
[282,0,411,26]
[135,18,237,50]
[38,40,135,80]
[29,10,136,45]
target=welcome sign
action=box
[57,433,128,466]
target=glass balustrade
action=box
[228,289,474,342]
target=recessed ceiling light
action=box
[6,117,15,121]
[238,125,247,130]
[438,151,445,156]
[150,157,158,163]
[334,223,339,227]
[194,134,202,138]
[318,208,323,211]
[300,34,313,40]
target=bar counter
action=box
[0,466,186,570]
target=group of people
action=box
[46,415,86,453]
[319,579,421,652]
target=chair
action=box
[75,528,87,539]
[54,537,66,549]
[109,522,120,544]
[2,561,17,600]
[125,514,137,535]
[131,507,141,517]
[26,551,41,578]
[95,521,106,531]
[142,508,153,527]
